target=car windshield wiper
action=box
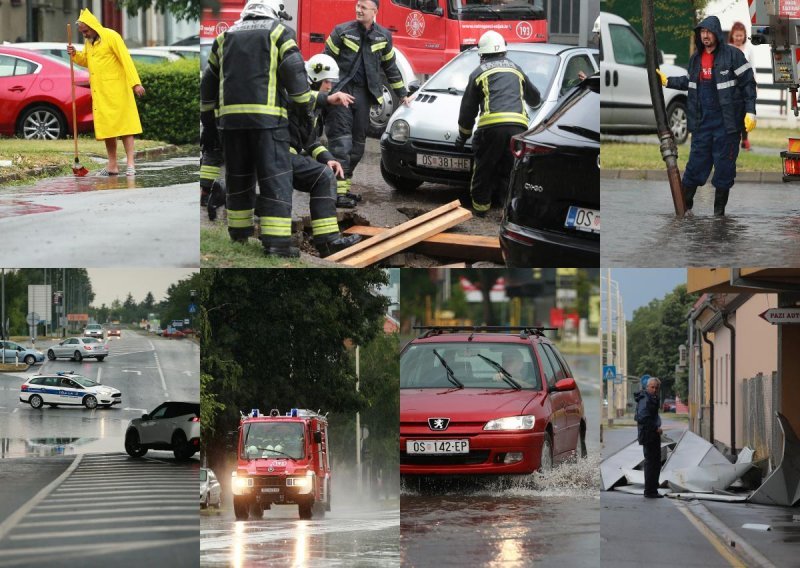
[476,354,522,390]
[424,87,462,95]
[432,348,464,388]
[252,446,297,460]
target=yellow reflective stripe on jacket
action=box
[459,126,472,136]
[325,36,340,55]
[389,80,404,90]
[478,112,528,128]
[381,48,395,62]
[208,50,218,68]
[480,76,490,114]
[472,200,491,212]
[290,91,314,104]
[217,35,225,107]
[278,38,297,59]
[228,209,254,228]
[260,216,292,237]
[311,146,327,159]
[266,25,285,111]
[200,165,220,178]
[218,104,288,118]
[311,217,340,236]
[371,41,387,52]
[342,37,360,52]
[289,147,298,155]
[200,101,216,112]
[475,66,526,85]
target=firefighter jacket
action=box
[288,92,335,163]
[458,55,541,136]
[665,15,757,135]
[323,20,407,105]
[200,17,314,130]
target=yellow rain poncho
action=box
[71,9,142,140]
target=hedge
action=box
[135,58,199,145]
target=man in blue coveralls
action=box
[658,16,757,216]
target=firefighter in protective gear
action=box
[456,31,541,216]
[285,55,362,257]
[200,0,315,258]
[324,0,409,207]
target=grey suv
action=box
[125,401,200,460]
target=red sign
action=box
[67,314,89,322]
[759,308,800,324]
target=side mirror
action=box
[313,431,322,444]
[554,378,577,391]
[433,7,443,16]
[408,80,421,94]
[141,413,150,420]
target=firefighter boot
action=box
[343,178,362,203]
[713,187,730,217]
[314,233,363,258]
[207,179,227,222]
[261,238,300,258]
[682,185,698,213]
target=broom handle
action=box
[68,23,78,160]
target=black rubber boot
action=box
[315,234,362,258]
[200,188,210,207]
[682,185,698,211]
[207,179,226,221]
[345,191,363,202]
[261,239,300,258]
[714,187,730,216]
[336,195,358,209]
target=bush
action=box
[136,58,199,145]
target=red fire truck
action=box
[231,408,331,520]
[201,0,547,134]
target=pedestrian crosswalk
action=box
[0,452,199,568]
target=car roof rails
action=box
[412,326,558,340]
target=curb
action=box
[601,169,785,184]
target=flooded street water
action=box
[601,179,800,266]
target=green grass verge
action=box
[601,141,783,172]
[201,225,311,268]
[747,127,800,149]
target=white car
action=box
[20,372,121,409]
[201,468,221,509]
[125,401,201,460]
[83,323,104,338]
[47,337,108,362]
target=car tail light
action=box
[502,225,537,245]
[21,384,28,391]
[85,346,92,350]
[510,137,555,159]
[191,417,200,423]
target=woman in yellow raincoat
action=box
[68,9,145,176]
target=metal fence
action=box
[741,371,779,464]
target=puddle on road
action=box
[0,437,98,458]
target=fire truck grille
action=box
[400,450,491,466]
[253,477,284,487]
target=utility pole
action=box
[605,268,614,426]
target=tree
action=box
[115,0,200,22]
[142,292,155,312]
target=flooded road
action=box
[601,179,800,266]
[401,354,601,568]
[0,155,199,266]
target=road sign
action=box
[759,308,800,324]
[188,303,197,314]
[26,312,40,326]
[640,374,651,390]
[614,374,623,385]
[603,365,616,382]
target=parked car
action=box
[46,337,108,362]
[662,398,676,413]
[0,341,44,365]
[127,48,181,65]
[599,12,689,143]
[20,371,121,409]
[142,45,200,60]
[0,46,92,139]
[400,326,586,476]
[380,43,599,191]
[83,323,104,339]
[499,74,600,267]
[200,468,221,509]
[6,42,85,68]
[124,401,200,460]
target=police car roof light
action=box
[291,408,298,417]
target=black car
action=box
[500,74,600,267]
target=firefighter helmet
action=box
[240,0,283,20]
[306,54,339,84]
[477,31,507,55]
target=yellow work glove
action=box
[656,69,668,87]
[744,113,757,133]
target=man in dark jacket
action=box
[658,16,757,216]
[635,377,663,498]
[324,0,409,207]
[457,31,541,216]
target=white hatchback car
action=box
[20,372,121,409]
[47,337,108,362]
[125,401,201,460]
[201,468,221,509]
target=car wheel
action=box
[83,395,97,410]
[201,494,208,510]
[298,501,313,520]
[539,431,553,472]
[368,80,397,138]
[96,356,105,362]
[125,430,148,458]
[29,395,43,409]
[24,355,35,366]
[18,104,67,140]
[578,425,588,459]
[233,495,250,520]
[249,502,264,519]
[380,159,422,192]
[47,350,56,361]
[667,100,688,145]
[312,501,326,518]
[73,350,83,362]
[172,430,191,460]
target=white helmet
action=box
[592,17,600,34]
[477,31,506,55]
[240,0,282,20]
[306,53,339,83]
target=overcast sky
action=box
[87,269,198,307]
[609,268,687,321]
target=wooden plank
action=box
[344,226,502,263]
[340,207,473,268]
[325,200,462,263]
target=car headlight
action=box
[233,476,253,490]
[286,477,311,488]
[483,415,536,431]
[389,119,410,143]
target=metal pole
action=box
[642,0,687,216]
[1,268,5,341]
[616,288,623,418]
[355,345,361,493]
[606,269,614,425]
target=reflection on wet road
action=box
[200,507,399,567]
[602,179,800,266]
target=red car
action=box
[107,327,121,338]
[400,326,586,476]
[0,47,92,139]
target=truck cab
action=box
[232,408,331,520]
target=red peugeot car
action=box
[0,46,92,139]
[400,326,586,476]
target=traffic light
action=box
[53,291,63,305]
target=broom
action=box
[68,23,88,177]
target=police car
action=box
[20,371,122,409]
